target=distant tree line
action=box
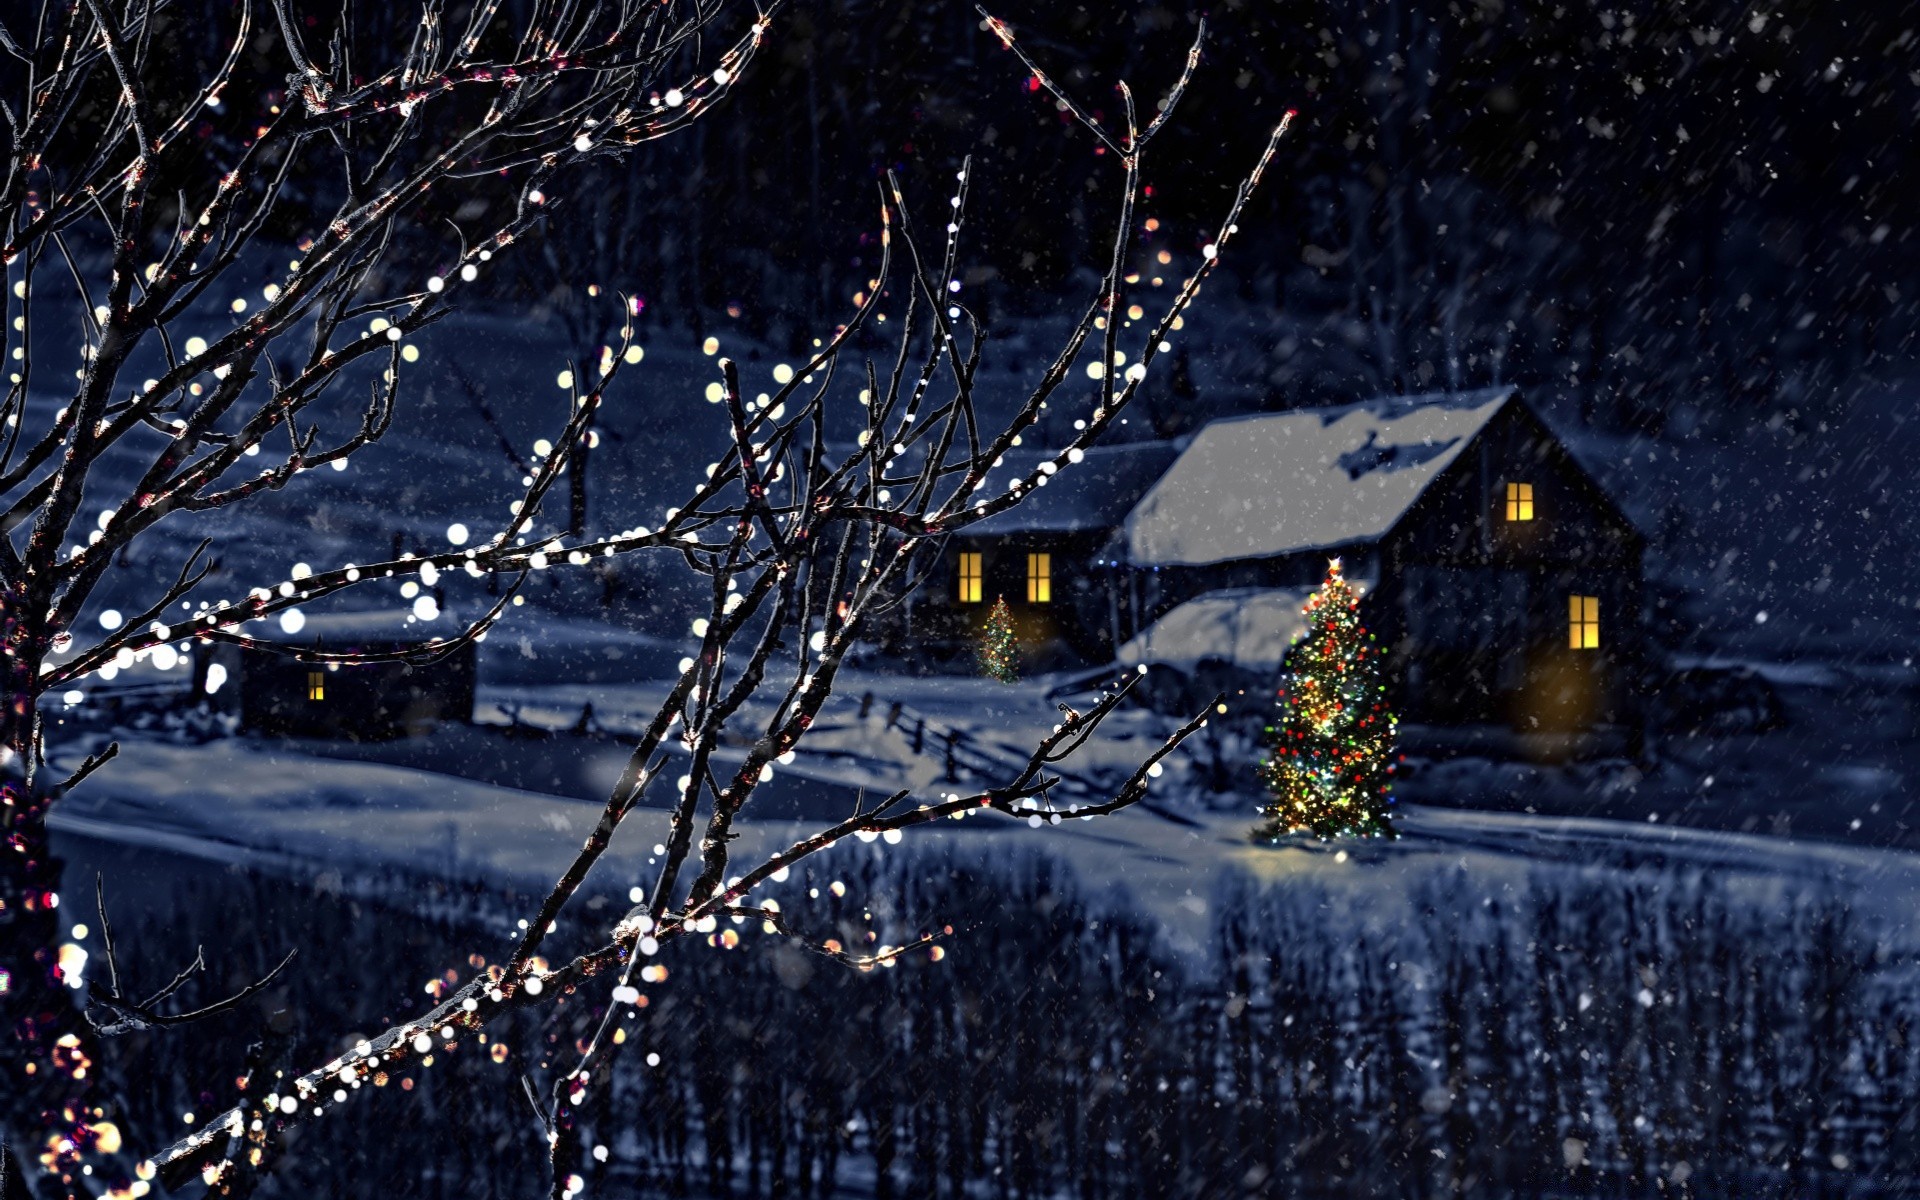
[88,846,1920,1198]
[110,0,1918,432]
[492,0,1918,434]
[71,0,1904,426]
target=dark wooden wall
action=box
[884,402,1646,738]
[890,532,1120,670]
[237,644,476,740]
[1369,404,1645,732]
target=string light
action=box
[1253,559,1398,841]
[976,596,1018,683]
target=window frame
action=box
[1026,552,1052,604]
[958,551,983,604]
[1505,481,1535,522]
[1568,594,1600,650]
[307,670,327,701]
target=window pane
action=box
[1026,553,1051,604]
[1568,595,1599,651]
[959,553,982,603]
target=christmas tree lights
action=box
[1253,559,1398,841]
[977,596,1019,683]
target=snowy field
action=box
[31,287,1920,1196]
[47,641,1920,968]
[48,735,1920,959]
[48,672,1920,1197]
[42,279,1920,952]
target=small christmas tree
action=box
[1254,559,1398,841]
[977,595,1019,683]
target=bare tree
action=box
[0,0,771,1184]
[515,162,656,539]
[0,2,1290,1195]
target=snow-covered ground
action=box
[29,289,1920,1198]
[32,259,1920,996]
[48,651,1920,969]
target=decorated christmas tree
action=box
[977,596,1019,683]
[1254,559,1398,840]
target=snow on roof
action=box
[1117,586,1320,673]
[1123,387,1515,566]
[965,440,1182,535]
[265,609,468,646]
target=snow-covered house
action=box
[913,388,1645,735]
[202,610,477,740]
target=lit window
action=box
[1026,553,1052,604]
[307,671,326,701]
[958,552,983,604]
[1568,595,1599,650]
[1505,482,1535,522]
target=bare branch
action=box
[0,8,1300,1189]
[82,875,300,1039]
[57,742,119,793]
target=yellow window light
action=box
[1505,482,1535,522]
[1026,553,1052,604]
[1568,595,1600,650]
[958,552,983,604]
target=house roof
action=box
[1122,387,1515,566]
[964,439,1182,535]
[253,608,469,648]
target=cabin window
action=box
[307,671,326,701]
[1026,553,1052,604]
[1505,482,1535,522]
[958,552,983,603]
[1568,595,1600,650]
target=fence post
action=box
[859,691,874,720]
[911,718,924,755]
[944,730,959,782]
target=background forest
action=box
[143,0,1917,437]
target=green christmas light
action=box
[977,595,1019,683]
[1252,558,1399,841]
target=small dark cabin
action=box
[202,610,476,740]
[913,388,1645,736]
[896,441,1178,670]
